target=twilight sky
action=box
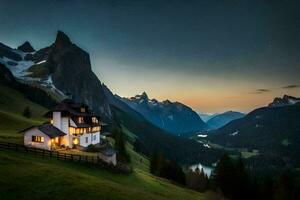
[0,0,299,113]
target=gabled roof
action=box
[44,99,98,118]
[38,124,67,138]
[20,124,67,138]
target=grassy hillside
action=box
[0,84,211,200]
[0,84,47,143]
[112,105,223,166]
[0,149,209,200]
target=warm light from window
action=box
[78,117,84,123]
[92,117,98,124]
[73,138,79,145]
[32,136,44,143]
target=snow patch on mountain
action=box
[229,131,239,136]
[1,56,34,78]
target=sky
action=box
[0,0,299,113]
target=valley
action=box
[0,28,299,200]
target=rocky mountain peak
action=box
[134,92,148,100]
[141,92,148,99]
[17,41,35,52]
[269,95,300,107]
[54,31,72,49]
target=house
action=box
[21,99,103,150]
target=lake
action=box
[189,163,213,177]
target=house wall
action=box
[79,133,92,147]
[61,117,71,148]
[91,132,100,145]
[98,152,117,166]
[79,132,101,147]
[24,128,51,150]
[53,112,61,129]
[70,118,77,127]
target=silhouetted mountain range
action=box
[120,92,208,135]
[207,97,300,169]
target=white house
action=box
[21,99,102,150]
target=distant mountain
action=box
[120,92,208,135]
[269,95,300,107]
[198,113,218,122]
[207,100,300,169]
[0,31,112,120]
[206,111,245,129]
[17,41,35,53]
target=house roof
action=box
[38,124,67,138]
[44,99,98,118]
[20,124,67,138]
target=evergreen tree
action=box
[232,157,248,200]
[211,154,235,199]
[186,167,209,192]
[274,170,296,200]
[113,129,130,163]
[150,151,185,185]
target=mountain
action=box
[17,41,35,53]
[198,113,218,122]
[207,100,300,170]
[0,31,112,120]
[1,32,222,166]
[0,63,15,84]
[120,92,208,135]
[102,84,144,120]
[206,111,245,129]
[269,95,300,107]
[112,104,222,165]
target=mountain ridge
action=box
[120,92,208,135]
[0,31,112,120]
[206,111,245,129]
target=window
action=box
[85,137,88,143]
[32,136,44,143]
[93,135,96,141]
[80,107,85,112]
[78,117,84,123]
[92,117,98,124]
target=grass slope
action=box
[0,149,207,200]
[0,84,209,200]
[0,84,47,143]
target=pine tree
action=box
[211,154,235,199]
[113,129,130,163]
[233,157,248,200]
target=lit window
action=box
[78,117,84,123]
[80,107,85,112]
[73,138,79,145]
[32,136,44,143]
[92,117,98,124]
